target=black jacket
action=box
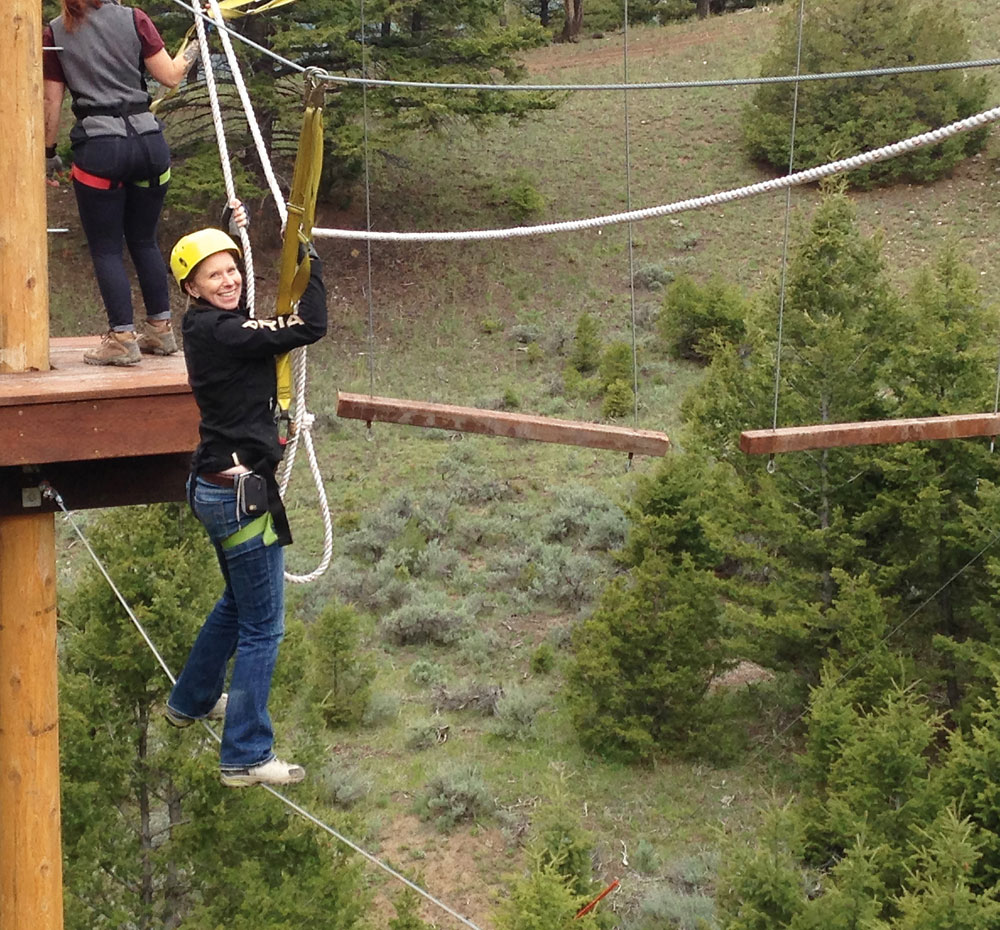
[183,258,328,475]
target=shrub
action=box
[490,686,545,741]
[418,765,494,830]
[566,553,726,763]
[494,863,597,930]
[658,274,746,362]
[602,379,634,419]
[307,602,375,729]
[634,263,674,291]
[408,659,447,686]
[405,718,448,751]
[742,0,989,188]
[570,313,601,374]
[598,341,634,393]
[320,764,372,809]
[531,642,556,674]
[541,483,627,549]
[636,887,715,930]
[361,692,400,727]
[381,592,469,646]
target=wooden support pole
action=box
[337,391,671,457]
[0,1,65,928]
[740,412,1000,455]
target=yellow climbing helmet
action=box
[170,228,241,288]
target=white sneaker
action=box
[220,757,306,788]
[164,693,228,728]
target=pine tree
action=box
[59,504,368,929]
[742,0,989,188]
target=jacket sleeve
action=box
[211,258,328,358]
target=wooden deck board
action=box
[337,391,670,456]
[0,337,198,467]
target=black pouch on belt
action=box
[235,472,269,517]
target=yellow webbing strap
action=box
[221,511,278,550]
[274,76,326,413]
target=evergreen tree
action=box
[59,504,368,929]
[742,0,989,188]
[565,549,726,762]
[307,600,375,728]
[140,0,554,215]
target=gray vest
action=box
[50,2,158,138]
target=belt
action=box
[199,472,237,488]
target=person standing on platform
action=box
[43,0,198,366]
[165,203,328,787]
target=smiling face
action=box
[184,251,242,310]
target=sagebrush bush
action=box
[490,686,545,741]
[361,691,400,727]
[319,764,372,809]
[405,718,446,751]
[408,658,447,686]
[541,483,626,549]
[419,765,494,830]
[742,0,989,188]
[380,592,469,646]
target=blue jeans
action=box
[168,477,285,769]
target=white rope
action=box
[312,102,1000,242]
[192,1,332,583]
[278,348,335,584]
[190,0,257,316]
[204,0,288,227]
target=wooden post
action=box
[0,1,65,928]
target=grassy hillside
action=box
[47,2,1000,927]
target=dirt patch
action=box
[370,813,513,928]
[522,10,773,75]
[709,660,775,692]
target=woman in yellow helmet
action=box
[164,202,327,788]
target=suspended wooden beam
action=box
[337,391,670,456]
[741,412,1000,455]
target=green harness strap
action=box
[221,512,278,551]
[274,75,326,413]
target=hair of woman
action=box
[61,0,103,32]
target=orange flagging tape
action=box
[575,879,620,919]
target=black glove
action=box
[297,238,319,262]
[45,146,63,178]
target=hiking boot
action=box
[164,693,228,728]
[84,330,141,367]
[220,757,306,788]
[138,318,178,356]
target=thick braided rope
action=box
[193,9,332,583]
[162,3,1000,93]
[278,348,335,584]
[191,0,257,316]
[204,0,288,227]
[313,103,1000,242]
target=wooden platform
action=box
[740,413,1000,455]
[0,337,198,514]
[337,391,670,457]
